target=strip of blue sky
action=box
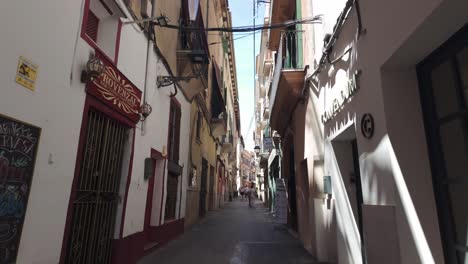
[230,0,265,150]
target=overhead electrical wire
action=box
[209,32,257,46]
[159,16,323,33]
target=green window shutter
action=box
[296,0,303,68]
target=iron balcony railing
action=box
[178,21,210,79]
[282,30,304,69]
[262,97,270,119]
[269,30,304,115]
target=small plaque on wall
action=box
[15,56,38,91]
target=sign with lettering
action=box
[87,51,142,122]
[0,114,40,263]
[15,56,38,91]
[321,71,361,124]
[263,137,274,153]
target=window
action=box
[418,24,468,264]
[189,166,197,188]
[81,0,122,61]
[196,111,202,142]
[168,98,181,162]
[85,11,99,42]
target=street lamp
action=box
[156,16,169,27]
[81,56,105,83]
[139,102,153,121]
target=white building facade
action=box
[267,0,468,263]
[0,0,192,263]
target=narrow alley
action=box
[139,198,317,264]
[2,0,468,263]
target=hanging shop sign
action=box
[0,114,41,263]
[15,56,38,91]
[86,51,142,122]
[321,71,361,124]
[361,113,375,139]
[263,137,274,154]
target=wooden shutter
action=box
[86,11,99,42]
[165,174,178,220]
[168,100,181,162]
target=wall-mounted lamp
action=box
[139,102,153,121]
[156,16,169,26]
[81,56,105,83]
[157,75,194,88]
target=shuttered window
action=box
[164,173,178,220]
[168,99,181,162]
[85,11,99,42]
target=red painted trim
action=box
[171,96,181,108]
[160,99,174,225]
[59,98,91,264]
[81,0,121,65]
[120,128,136,238]
[144,148,164,240]
[60,95,135,264]
[111,219,185,264]
[159,159,168,225]
[115,19,123,65]
[144,163,155,233]
[146,218,184,253]
[151,149,164,160]
[112,231,145,264]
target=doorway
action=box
[351,139,367,264]
[332,136,367,264]
[199,159,208,217]
[65,109,128,264]
[287,144,298,232]
[143,153,164,249]
[209,165,215,210]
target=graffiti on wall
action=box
[0,114,40,263]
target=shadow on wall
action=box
[362,135,436,263]
[327,139,362,264]
[326,131,436,263]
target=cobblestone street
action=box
[139,199,317,264]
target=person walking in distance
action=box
[239,185,245,201]
[248,183,255,208]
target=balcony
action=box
[221,134,234,153]
[229,151,237,164]
[176,18,210,100]
[210,61,227,137]
[269,30,307,135]
[262,97,270,120]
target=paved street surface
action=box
[139,198,317,264]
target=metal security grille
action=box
[66,110,127,264]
